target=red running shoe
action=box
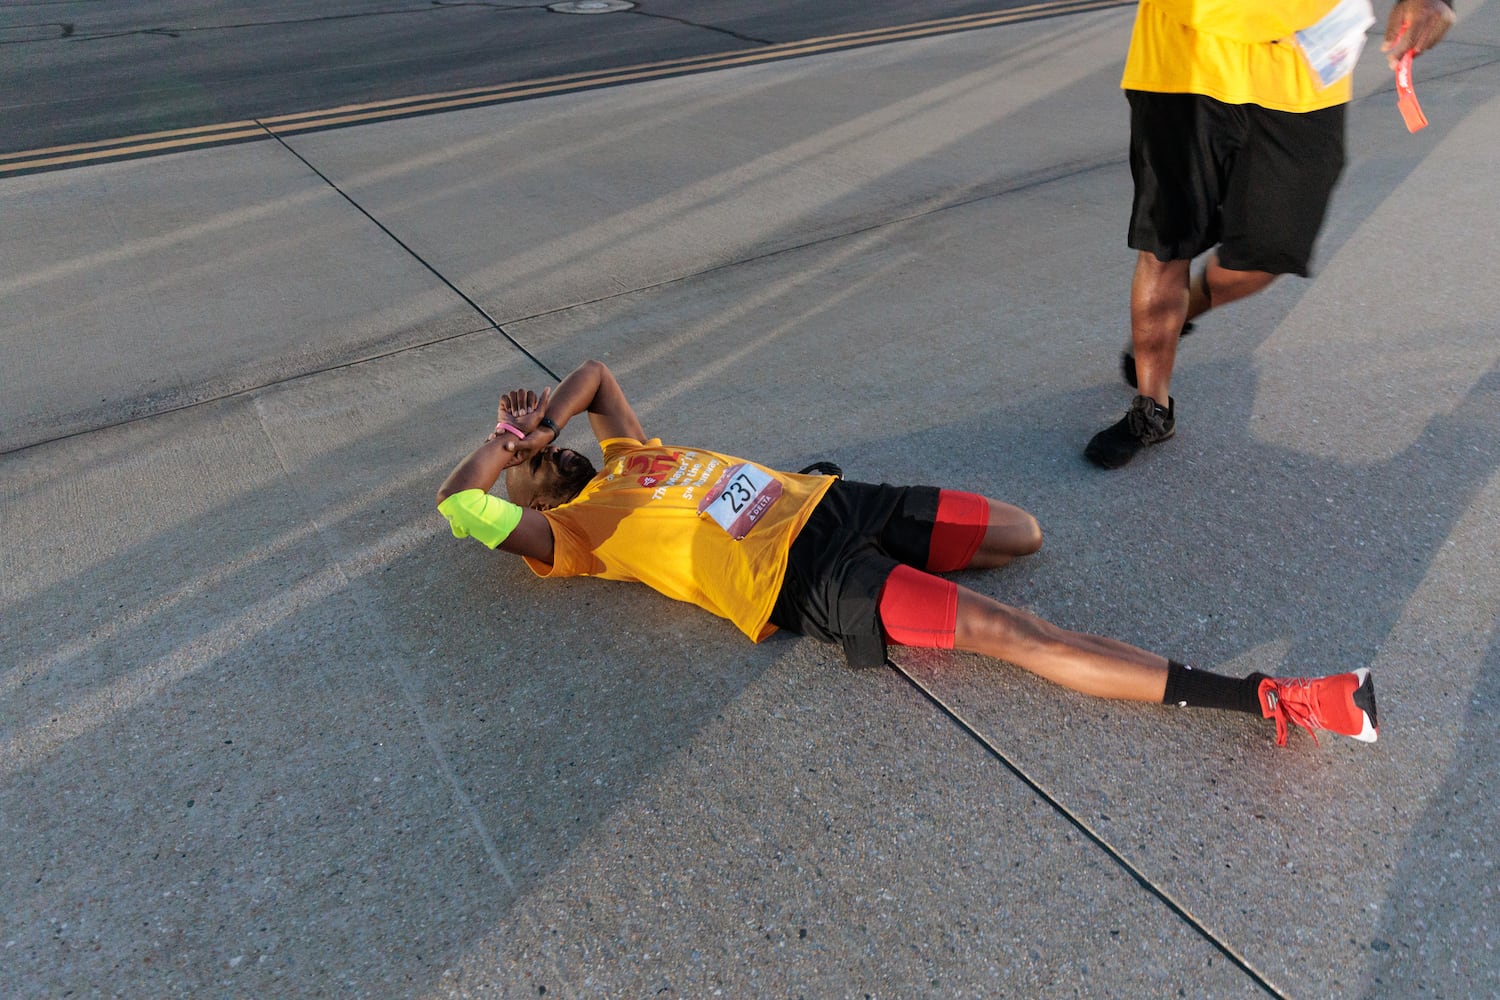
[1258,668,1378,746]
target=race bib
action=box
[698,462,782,540]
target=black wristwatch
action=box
[540,416,561,442]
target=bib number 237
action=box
[698,463,783,540]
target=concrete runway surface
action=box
[3,2,1498,996]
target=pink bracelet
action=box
[494,421,528,439]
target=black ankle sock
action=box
[1163,660,1267,716]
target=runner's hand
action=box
[489,388,555,463]
[1384,0,1456,69]
[498,389,542,421]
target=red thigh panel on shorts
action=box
[927,489,989,572]
[878,564,958,650]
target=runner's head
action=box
[505,446,597,510]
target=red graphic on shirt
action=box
[625,451,683,488]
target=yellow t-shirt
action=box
[524,438,836,643]
[1122,0,1353,112]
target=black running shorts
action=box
[1126,90,1346,276]
[769,480,941,669]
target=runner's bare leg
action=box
[965,499,1043,569]
[953,587,1168,701]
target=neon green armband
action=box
[438,489,524,549]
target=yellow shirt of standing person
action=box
[1123,0,1356,112]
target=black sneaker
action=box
[1085,395,1175,468]
[1121,321,1194,389]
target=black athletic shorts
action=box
[1126,90,1346,276]
[769,479,941,668]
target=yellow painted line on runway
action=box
[0,126,272,172]
[0,0,1132,176]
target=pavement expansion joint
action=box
[887,657,1289,999]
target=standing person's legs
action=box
[1120,255,1279,394]
[1087,91,1233,468]
[1129,253,1193,408]
[1189,254,1278,321]
[1132,254,1279,407]
[1179,102,1344,333]
[1109,99,1346,444]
